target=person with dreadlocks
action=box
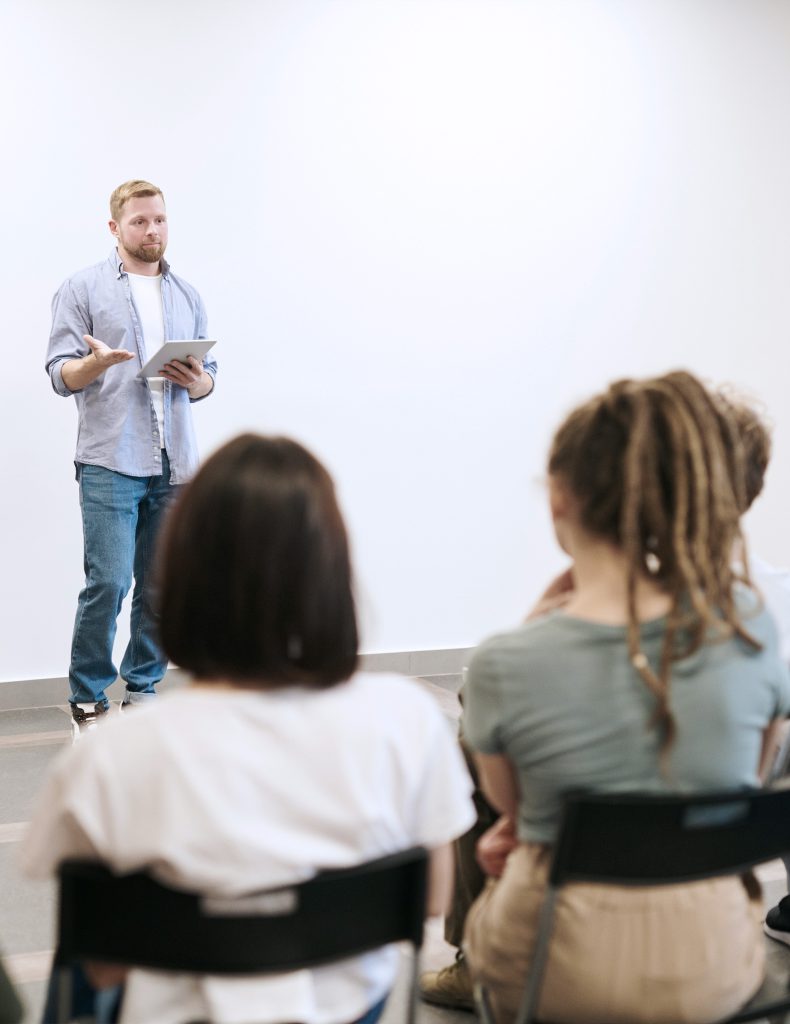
[721,397,790,944]
[724,397,790,668]
[460,371,790,1024]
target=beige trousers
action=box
[464,843,765,1024]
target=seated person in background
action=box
[422,384,790,1014]
[724,398,790,940]
[461,371,790,1024]
[419,578,567,1012]
[726,396,790,665]
[21,434,475,1024]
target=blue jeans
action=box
[69,453,181,708]
[42,964,121,1024]
[354,994,388,1024]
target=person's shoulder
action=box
[735,580,772,624]
[55,712,151,780]
[748,558,790,615]
[86,695,181,749]
[344,670,436,706]
[733,582,783,652]
[472,614,569,661]
[59,255,115,292]
[342,671,452,727]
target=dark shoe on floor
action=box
[70,702,108,742]
[420,953,474,1012]
[764,896,790,946]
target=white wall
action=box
[2,0,790,682]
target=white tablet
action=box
[138,340,217,378]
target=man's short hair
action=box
[109,180,164,221]
[157,433,359,688]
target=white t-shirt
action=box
[128,272,166,447]
[22,675,474,1024]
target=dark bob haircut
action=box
[158,434,359,688]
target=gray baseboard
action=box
[359,648,471,677]
[0,649,472,712]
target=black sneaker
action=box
[764,896,790,946]
[70,702,108,742]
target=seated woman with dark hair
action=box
[22,434,474,1024]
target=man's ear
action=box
[108,219,119,239]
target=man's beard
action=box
[126,242,165,263]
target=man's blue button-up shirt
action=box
[46,249,217,484]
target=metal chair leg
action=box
[406,948,420,1024]
[56,965,73,1024]
[514,886,558,1024]
[474,981,498,1024]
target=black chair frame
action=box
[55,846,428,1024]
[473,786,790,1024]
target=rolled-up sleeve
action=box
[463,640,506,755]
[46,280,91,396]
[190,295,217,403]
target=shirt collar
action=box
[110,247,170,280]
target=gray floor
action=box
[1,704,67,1023]
[3,679,790,1024]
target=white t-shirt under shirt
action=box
[22,674,475,1024]
[128,272,166,447]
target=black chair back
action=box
[59,846,426,973]
[472,788,790,1024]
[56,847,427,1023]
[550,786,790,887]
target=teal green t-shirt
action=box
[463,594,790,843]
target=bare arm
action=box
[426,843,455,917]
[470,756,523,878]
[760,717,790,782]
[476,814,517,878]
[474,752,519,819]
[60,334,135,391]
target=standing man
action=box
[46,180,217,737]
